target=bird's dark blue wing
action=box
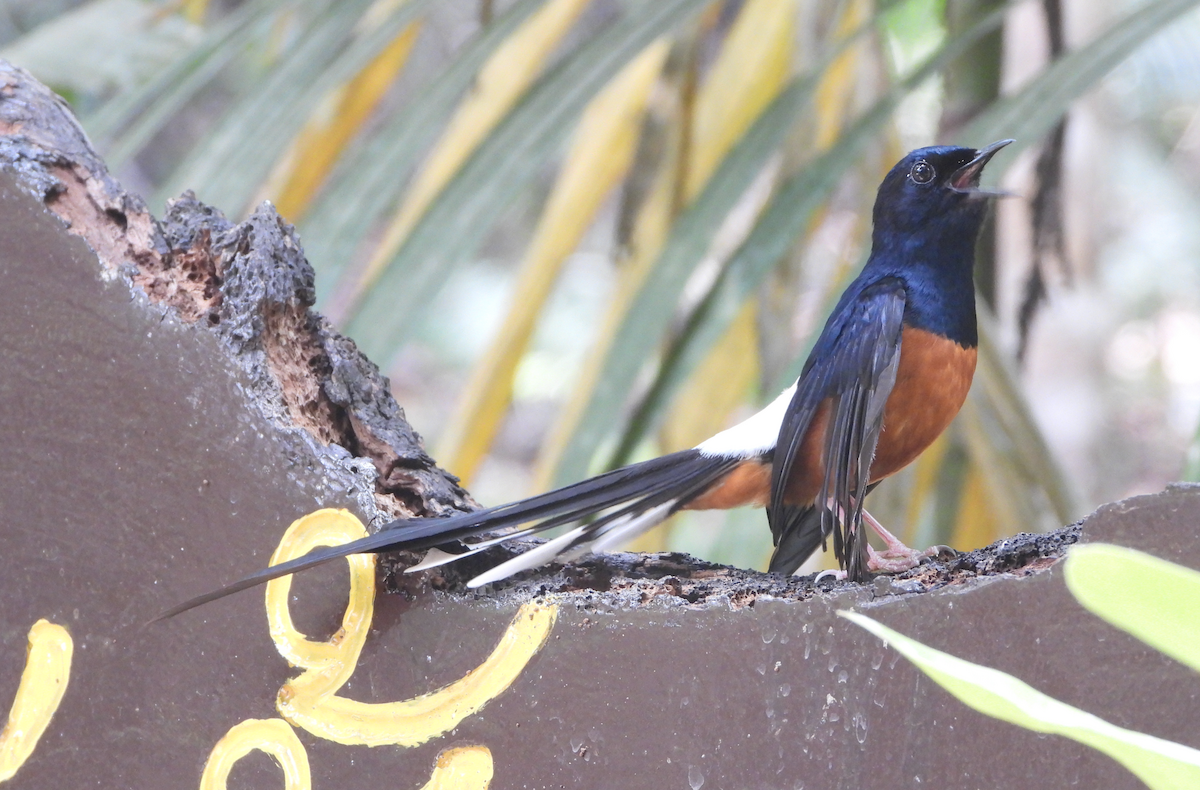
[767,276,906,579]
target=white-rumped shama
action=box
[161,139,1012,618]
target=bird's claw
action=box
[865,543,923,574]
[813,568,847,583]
[865,543,948,574]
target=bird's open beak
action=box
[950,138,1014,194]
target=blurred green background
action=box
[9,0,1200,572]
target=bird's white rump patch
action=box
[695,384,796,458]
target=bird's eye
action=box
[910,161,935,184]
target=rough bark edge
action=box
[385,519,1083,608]
[0,59,473,528]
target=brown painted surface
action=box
[0,166,363,787]
[0,61,1196,790]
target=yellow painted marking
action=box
[0,619,72,781]
[199,718,310,790]
[420,746,494,790]
[263,509,558,748]
[279,602,556,747]
[264,509,374,672]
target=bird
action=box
[159,139,1012,620]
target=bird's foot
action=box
[866,543,928,574]
[862,510,953,574]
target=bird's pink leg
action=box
[863,510,942,573]
[812,507,946,580]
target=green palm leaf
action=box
[340,0,714,363]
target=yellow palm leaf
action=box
[358,0,591,295]
[438,40,671,483]
[531,108,685,492]
[655,0,798,451]
[535,0,799,492]
[182,0,210,25]
[267,22,422,221]
[685,0,795,196]
[812,0,871,151]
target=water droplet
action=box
[688,766,705,790]
[680,696,690,708]
[871,651,884,670]
[854,713,868,744]
[837,670,848,684]
[762,627,777,644]
[828,656,837,672]
[756,663,767,676]
[780,683,791,697]
[570,736,583,754]
[828,710,840,723]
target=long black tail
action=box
[156,449,740,620]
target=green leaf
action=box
[0,0,201,105]
[158,0,435,216]
[83,0,283,166]
[1064,543,1200,675]
[300,0,550,304]
[340,0,714,362]
[962,0,1200,154]
[841,610,1200,790]
[566,72,825,480]
[962,306,1079,526]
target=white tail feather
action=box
[405,528,540,573]
[466,525,590,588]
[406,546,481,573]
[465,501,679,588]
[588,501,675,554]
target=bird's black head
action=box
[871,140,1012,250]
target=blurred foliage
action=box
[844,543,1200,788]
[10,0,1200,570]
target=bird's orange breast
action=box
[684,326,976,513]
[869,326,976,481]
[776,327,975,505]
